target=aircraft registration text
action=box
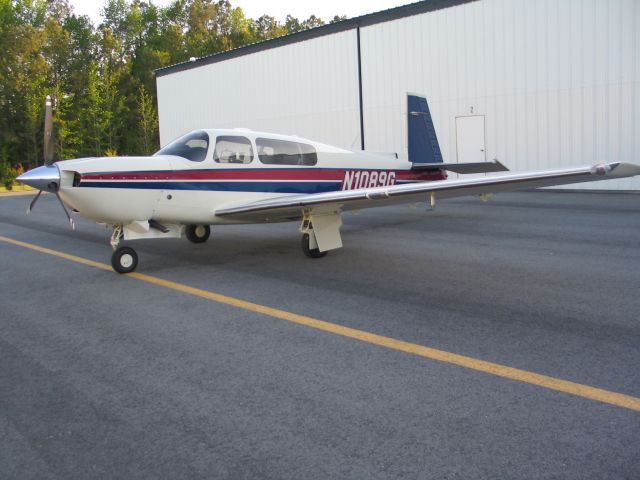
[342,170,397,191]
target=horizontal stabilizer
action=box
[412,159,509,174]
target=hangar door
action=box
[455,115,486,163]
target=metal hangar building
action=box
[155,0,640,191]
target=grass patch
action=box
[0,183,35,193]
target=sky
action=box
[68,0,416,25]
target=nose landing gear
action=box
[111,246,139,274]
[110,224,139,274]
[109,225,138,273]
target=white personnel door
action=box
[455,115,486,163]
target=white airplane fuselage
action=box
[55,129,444,226]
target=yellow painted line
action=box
[0,190,37,197]
[0,235,113,271]
[1,233,640,412]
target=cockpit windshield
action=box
[155,130,209,162]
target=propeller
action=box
[44,94,54,166]
[16,95,74,229]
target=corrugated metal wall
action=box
[157,0,640,190]
[157,30,362,150]
[360,0,640,189]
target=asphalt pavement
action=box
[1,191,639,479]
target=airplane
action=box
[17,94,640,273]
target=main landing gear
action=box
[301,233,327,258]
[299,213,342,258]
[185,224,210,243]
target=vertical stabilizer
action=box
[408,94,443,164]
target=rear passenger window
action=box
[214,136,253,164]
[256,138,317,166]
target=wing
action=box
[215,162,640,222]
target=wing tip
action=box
[592,162,640,178]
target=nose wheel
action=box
[111,246,139,274]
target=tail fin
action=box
[407,94,443,164]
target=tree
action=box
[137,83,158,154]
[250,14,286,42]
[0,4,48,167]
[0,0,329,175]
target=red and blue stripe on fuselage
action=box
[78,168,447,195]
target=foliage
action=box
[0,0,338,172]
[137,83,158,155]
[1,161,23,190]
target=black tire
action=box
[111,246,138,274]
[301,233,327,258]
[186,224,211,243]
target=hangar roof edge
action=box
[155,0,478,78]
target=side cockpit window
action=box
[155,130,209,162]
[256,138,317,166]
[213,136,254,164]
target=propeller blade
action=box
[55,192,75,230]
[44,95,54,165]
[27,190,43,214]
